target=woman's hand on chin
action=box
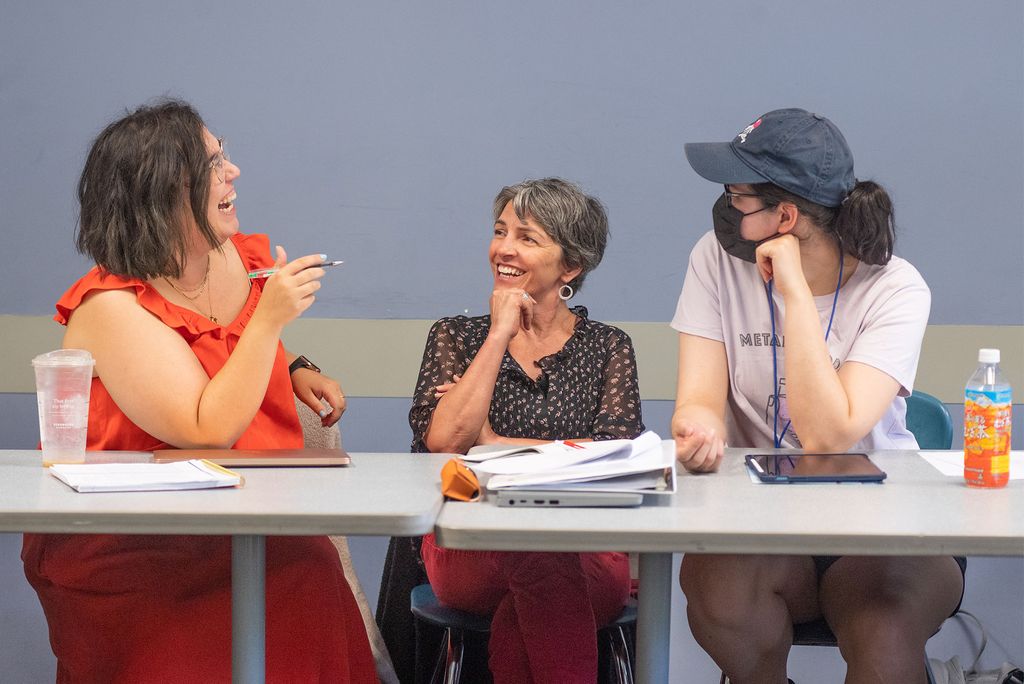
[489,288,535,342]
[755,234,808,298]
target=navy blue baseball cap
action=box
[684,108,856,208]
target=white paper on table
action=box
[468,439,634,475]
[484,432,670,491]
[49,460,242,492]
[919,451,1024,479]
[467,433,655,475]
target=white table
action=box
[0,450,449,684]
[433,444,1024,684]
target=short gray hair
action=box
[492,178,608,293]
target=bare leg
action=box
[820,556,963,684]
[680,554,819,684]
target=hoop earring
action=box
[558,284,574,301]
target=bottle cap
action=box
[978,348,1000,363]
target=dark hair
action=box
[752,180,895,266]
[76,99,219,279]
[493,178,609,293]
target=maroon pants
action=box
[421,532,630,684]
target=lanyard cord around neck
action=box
[766,254,844,448]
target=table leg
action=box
[232,534,266,684]
[636,552,672,684]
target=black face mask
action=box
[712,192,777,263]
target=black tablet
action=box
[745,452,886,483]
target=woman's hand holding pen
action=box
[252,247,326,330]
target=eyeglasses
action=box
[723,185,774,219]
[723,185,762,207]
[209,138,230,184]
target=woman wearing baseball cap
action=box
[671,109,964,682]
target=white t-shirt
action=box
[671,231,931,450]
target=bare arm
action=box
[778,288,900,450]
[285,349,346,427]
[757,236,902,451]
[427,390,590,449]
[64,252,327,448]
[424,333,510,454]
[672,332,729,472]
[423,288,542,453]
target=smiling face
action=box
[490,201,580,299]
[202,128,241,244]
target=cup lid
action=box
[31,349,95,367]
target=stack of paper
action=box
[465,431,675,494]
[49,459,243,493]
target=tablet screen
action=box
[745,453,886,482]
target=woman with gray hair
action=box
[403,178,643,683]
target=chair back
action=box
[295,397,343,449]
[294,398,400,684]
[905,390,954,450]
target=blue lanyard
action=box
[766,256,844,448]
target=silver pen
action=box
[247,260,344,280]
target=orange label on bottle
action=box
[964,390,1012,487]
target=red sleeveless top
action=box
[52,232,301,451]
[23,233,377,683]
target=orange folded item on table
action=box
[441,458,481,502]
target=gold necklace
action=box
[165,256,209,300]
[206,275,217,324]
[165,256,216,322]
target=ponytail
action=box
[833,180,894,265]
[753,179,896,266]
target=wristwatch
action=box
[288,355,321,375]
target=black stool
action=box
[411,583,636,684]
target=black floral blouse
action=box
[379,306,645,682]
[409,306,645,452]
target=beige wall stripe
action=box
[2,315,1020,403]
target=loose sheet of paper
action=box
[919,451,1024,479]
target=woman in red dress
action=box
[22,99,377,683]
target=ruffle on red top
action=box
[54,233,273,341]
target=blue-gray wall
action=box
[2,2,1022,323]
[1,1,1021,682]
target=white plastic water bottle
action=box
[963,348,1012,488]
